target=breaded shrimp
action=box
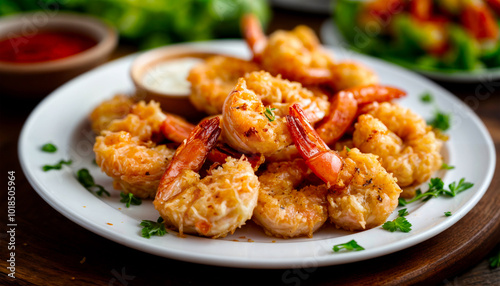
[89,94,134,134]
[242,14,379,90]
[242,14,334,85]
[328,148,402,231]
[221,78,292,156]
[253,159,329,238]
[94,100,175,198]
[94,131,175,199]
[221,72,330,156]
[188,55,260,115]
[154,117,260,238]
[353,102,443,187]
[287,104,402,231]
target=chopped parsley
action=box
[41,143,57,153]
[42,159,72,171]
[345,147,351,152]
[444,211,452,217]
[141,217,167,238]
[382,217,412,232]
[428,110,451,131]
[489,250,500,268]
[264,107,277,122]
[420,92,433,103]
[398,208,409,217]
[76,168,110,197]
[120,192,142,208]
[441,163,455,170]
[398,177,473,206]
[333,240,365,252]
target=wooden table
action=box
[1,8,500,286]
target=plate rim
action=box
[18,39,496,269]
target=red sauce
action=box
[0,31,97,63]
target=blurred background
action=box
[0,0,272,50]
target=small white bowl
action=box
[130,46,219,120]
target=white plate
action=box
[19,40,495,269]
[321,19,500,82]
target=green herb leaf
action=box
[140,217,167,238]
[120,192,142,208]
[420,92,433,103]
[333,240,365,252]
[42,159,72,171]
[382,217,412,232]
[447,178,474,197]
[41,143,57,153]
[428,110,451,131]
[441,163,455,170]
[401,177,473,206]
[76,168,110,197]
[345,147,351,152]
[444,211,452,217]
[264,107,277,122]
[489,250,500,268]
[398,208,409,217]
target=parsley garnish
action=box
[333,240,365,252]
[398,208,409,217]
[428,110,451,131]
[398,178,473,206]
[76,168,110,197]
[345,147,351,152]
[444,211,452,217]
[382,217,412,232]
[120,192,142,208]
[420,92,433,103]
[42,159,72,171]
[489,250,500,268]
[264,107,277,122]
[441,163,455,170]
[140,217,167,238]
[41,143,57,153]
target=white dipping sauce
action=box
[142,57,203,95]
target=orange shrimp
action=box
[154,117,260,238]
[160,113,195,144]
[315,85,407,145]
[287,104,402,231]
[286,104,343,186]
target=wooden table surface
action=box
[1,7,500,286]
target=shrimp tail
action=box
[160,113,195,144]
[156,117,221,201]
[241,14,267,63]
[350,84,406,105]
[287,104,343,186]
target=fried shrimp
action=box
[353,102,443,187]
[221,78,292,156]
[329,62,378,92]
[243,14,334,85]
[287,104,401,231]
[154,117,260,238]
[94,100,175,198]
[94,132,175,199]
[253,159,329,238]
[188,55,260,115]
[221,71,331,156]
[89,94,134,134]
[315,85,407,146]
[328,148,402,231]
[242,14,379,90]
